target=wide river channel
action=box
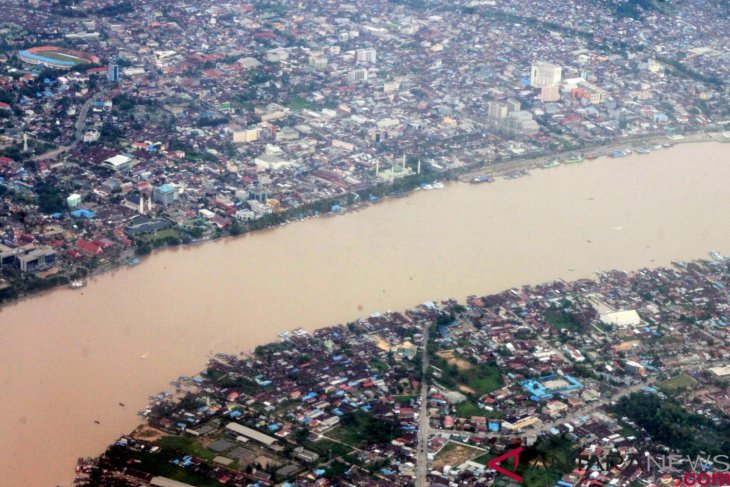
[0,142,728,486]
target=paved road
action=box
[415,322,431,486]
[32,89,106,161]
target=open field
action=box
[437,350,473,370]
[433,441,486,468]
[658,374,696,392]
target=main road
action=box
[416,322,431,486]
[32,88,106,161]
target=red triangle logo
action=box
[487,446,524,482]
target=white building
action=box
[102,154,134,172]
[233,127,260,144]
[600,310,641,329]
[355,48,377,64]
[530,61,562,88]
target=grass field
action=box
[305,438,352,458]
[36,50,85,65]
[156,435,216,461]
[455,401,502,419]
[658,374,696,392]
[139,228,181,245]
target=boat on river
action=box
[471,175,495,184]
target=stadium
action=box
[18,46,99,69]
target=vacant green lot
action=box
[328,411,400,448]
[138,228,181,245]
[658,374,696,392]
[544,310,581,332]
[305,438,352,458]
[434,356,504,397]
[433,441,485,468]
[156,435,216,461]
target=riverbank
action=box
[459,131,728,181]
[2,131,727,311]
[0,141,729,487]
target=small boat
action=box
[421,184,434,190]
[563,155,583,164]
[471,175,495,184]
[69,280,86,289]
[585,154,598,160]
[611,150,626,158]
[636,147,651,154]
[541,159,560,169]
[127,257,140,267]
[432,182,445,189]
[709,251,726,262]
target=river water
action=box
[0,142,728,486]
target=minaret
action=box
[138,194,145,215]
[402,154,406,168]
[375,160,379,177]
[417,158,421,174]
[23,133,28,152]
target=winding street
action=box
[32,88,106,161]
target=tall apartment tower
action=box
[107,57,120,82]
[355,48,377,64]
[530,61,562,88]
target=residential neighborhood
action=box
[75,253,730,486]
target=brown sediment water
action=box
[0,142,728,486]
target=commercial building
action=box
[66,193,82,208]
[348,68,369,83]
[107,58,119,82]
[16,246,56,272]
[504,111,540,135]
[102,154,134,172]
[600,310,641,328]
[541,84,561,102]
[232,128,260,144]
[225,422,279,448]
[153,184,178,207]
[356,48,377,64]
[530,61,562,88]
[522,374,584,401]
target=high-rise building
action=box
[153,184,177,207]
[107,57,119,82]
[355,48,377,64]
[348,68,369,83]
[530,61,562,88]
[541,85,561,102]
